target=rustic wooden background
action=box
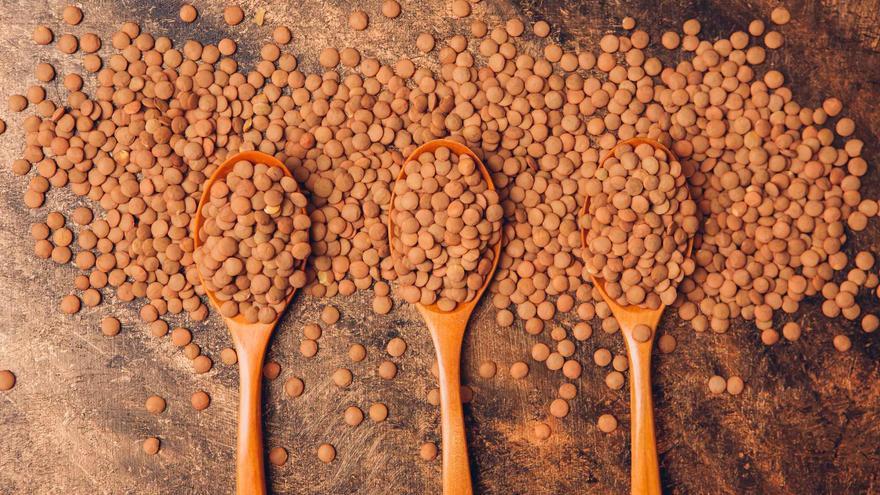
[1,0,879,494]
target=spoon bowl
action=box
[580,137,695,495]
[193,150,308,495]
[388,138,501,495]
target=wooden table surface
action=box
[1,0,879,494]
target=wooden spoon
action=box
[388,139,501,495]
[193,150,308,495]
[580,137,695,495]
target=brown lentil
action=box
[332,368,353,387]
[451,0,471,18]
[419,442,438,460]
[143,437,161,455]
[191,390,211,410]
[382,0,401,18]
[597,413,618,433]
[284,377,304,398]
[478,360,497,378]
[220,348,238,365]
[549,398,569,418]
[369,402,388,422]
[387,337,407,357]
[179,4,198,23]
[344,406,364,426]
[317,443,336,463]
[62,5,83,25]
[193,355,213,373]
[0,370,15,391]
[263,361,281,380]
[726,376,745,395]
[510,361,529,379]
[269,447,288,466]
[378,360,397,379]
[770,7,791,25]
[349,10,369,31]
[145,395,166,414]
[100,316,121,336]
[708,375,726,394]
[224,6,244,25]
[833,335,852,352]
[33,26,53,45]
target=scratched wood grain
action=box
[0,1,879,494]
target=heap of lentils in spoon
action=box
[582,142,698,309]
[390,145,502,310]
[194,160,310,323]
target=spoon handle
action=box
[623,333,661,495]
[430,325,473,495]
[232,325,272,495]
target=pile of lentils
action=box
[390,145,503,310]
[582,141,698,309]
[3,0,876,452]
[194,159,311,322]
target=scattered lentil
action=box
[533,20,550,38]
[145,395,166,414]
[321,305,340,325]
[657,334,676,353]
[782,322,801,341]
[549,398,569,418]
[605,371,625,390]
[708,375,726,394]
[62,5,83,25]
[263,361,281,380]
[833,335,852,352]
[378,360,397,379]
[451,0,471,18]
[220,348,238,365]
[419,442,438,460]
[317,443,336,463]
[510,361,529,379]
[387,337,407,357]
[369,402,388,422]
[770,7,791,25]
[224,6,244,25]
[284,377,304,398]
[269,447,288,466]
[60,294,81,314]
[33,26,53,45]
[862,314,879,333]
[597,414,617,433]
[193,355,213,373]
[726,376,745,395]
[180,4,198,23]
[143,437,161,455]
[348,344,366,362]
[332,368,353,387]
[191,390,211,410]
[478,360,497,378]
[349,10,369,31]
[382,0,402,18]
[101,316,121,336]
[0,370,15,391]
[344,406,364,426]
